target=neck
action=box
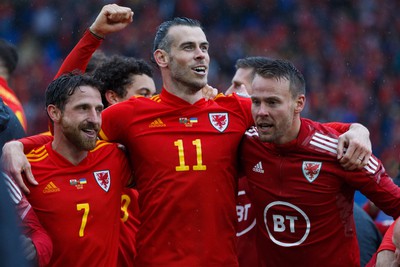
[162,72,204,104]
[52,135,88,166]
[276,116,302,145]
[163,82,203,104]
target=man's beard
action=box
[61,120,98,151]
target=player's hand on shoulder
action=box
[337,123,372,170]
[202,84,219,100]
[1,141,37,194]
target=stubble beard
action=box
[61,121,97,151]
[257,115,293,144]
[171,62,207,94]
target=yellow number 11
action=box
[174,139,207,171]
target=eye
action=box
[267,100,278,106]
[200,44,209,52]
[251,98,260,106]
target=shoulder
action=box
[26,145,49,162]
[214,93,251,106]
[299,119,342,157]
[91,140,127,158]
[91,140,121,152]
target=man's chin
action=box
[259,135,272,143]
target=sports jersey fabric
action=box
[118,187,140,267]
[99,89,253,266]
[0,77,27,131]
[377,218,397,252]
[240,118,400,267]
[25,140,131,267]
[236,176,258,267]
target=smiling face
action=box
[57,86,103,151]
[251,74,304,144]
[165,25,210,92]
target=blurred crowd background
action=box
[1,0,400,176]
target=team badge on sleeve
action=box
[209,113,228,132]
[302,161,322,183]
[94,170,111,192]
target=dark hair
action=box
[151,17,202,64]
[86,50,108,74]
[235,56,275,80]
[92,55,153,106]
[45,72,102,111]
[254,59,306,97]
[0,39,18,75]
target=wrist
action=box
[88,27,105,40]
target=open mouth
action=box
[193,66,206,74]
[257,123,273,131]
[82,128,98,138]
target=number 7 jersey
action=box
[25,141,132,267]
[99,89,253,267]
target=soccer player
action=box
[240,58,400,267]
[22,73,133,267]
[227,56,377,267]
[24,6,141,266]
[2,5,373,267]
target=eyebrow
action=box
[179,41,209,48]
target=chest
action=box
[126,107,248,168]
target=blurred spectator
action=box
[0,38,27,132]
[0,97,25,152]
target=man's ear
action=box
[295,95,306,114]
[105,90,119,105]
[47,105,61,122]
[153,49,169,68]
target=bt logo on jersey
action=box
[236,189,256,237]
[264,201,310,247]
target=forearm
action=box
[19,133,53,153]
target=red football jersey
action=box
[118,187,140,267]
[377,218,397,252]
[99,90,253,266]
[25,140,132,267]
[236,177,258,267]
[240,118,400,267]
